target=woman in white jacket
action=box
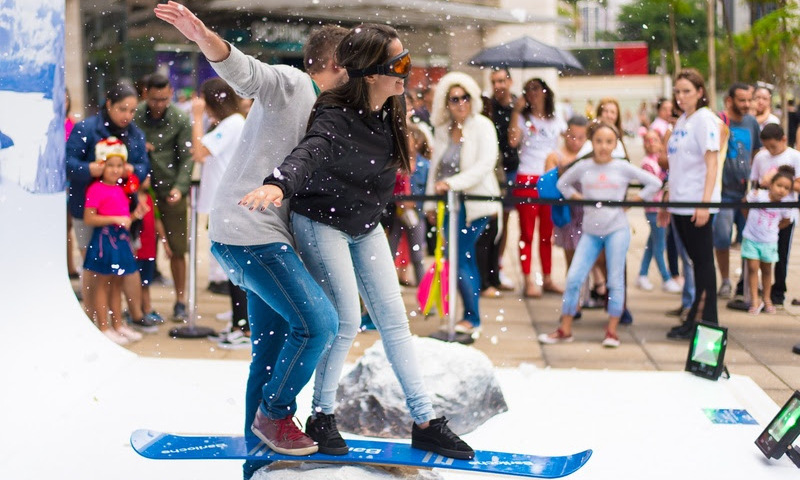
[425,72,502,336]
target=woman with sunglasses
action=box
[508,77,567,298]
[424,72,502,337]
[240,24,474,461]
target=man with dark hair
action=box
[155,2,347,477]
[483,67,518,291]
[135,72,194,322]
[714,82,761,303]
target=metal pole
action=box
[446,190,459,341]
[170,180,214,338]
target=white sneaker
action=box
[636,276,654,291]
[498,271,515,291]
[116,324,143,342]
[217,329,251,350]
[216,310,233,322]
[662,278,682,293]
[103,328,129,345]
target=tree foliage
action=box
[613,0,708,75]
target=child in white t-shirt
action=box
[749,123,800,307]
[742,165,795,314]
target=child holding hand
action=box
[83,137,144,345]
[742,165,796,314]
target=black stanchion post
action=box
[170,181,215,339]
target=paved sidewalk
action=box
[75,207,799,408]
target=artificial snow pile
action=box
[252,463,444,480]
[335,336,507,437]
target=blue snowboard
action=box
[131,429,591,478]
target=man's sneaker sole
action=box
[249,425,318,456]
[411,440,474,460]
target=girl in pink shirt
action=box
[83,137,143,346]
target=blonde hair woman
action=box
[424,72,501,335]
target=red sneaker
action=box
[251,409,318,456]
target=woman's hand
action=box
[240,184,284,211]
[425,211,436,226]
[132,201,150,220]
[692,208,710,227]
[513,95,527,113]
[434,180,450,195]
[89,161,105,177]
[191,96,205,119]
[116,216,132,229]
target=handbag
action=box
[417,201,449,317]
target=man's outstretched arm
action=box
[154,1,229,62]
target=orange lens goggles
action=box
[347,50,411,79]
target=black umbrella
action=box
[469,36,583,71]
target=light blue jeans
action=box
[291,213,436,425]
[445,208,490,327]
[639,212,670,281]
[562,227,630,317]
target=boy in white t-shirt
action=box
[750,123,800,307]
[742,165,795,314]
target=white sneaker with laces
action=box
[103,328,130,345]
[217,330,251,350]
[662,278,682,293]
[636,276,654,291]
[116,324,143,342]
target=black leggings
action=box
[672,214,718,324]
[229,280,249,332]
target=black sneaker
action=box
[666,322,694,340]
[726,298,749,311]
[411,417,474,460]
[207,281,230,295]
[172,302,188,323]
[129,315,158,333]
[305,412,349,455]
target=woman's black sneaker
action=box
[305,412,349,455]
[411,416,474,460]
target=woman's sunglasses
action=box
[347,50,412,79]
[448,94,471,104]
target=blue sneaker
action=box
[618,308,633,325]
[145,310,164,324]
[360,312,376,331]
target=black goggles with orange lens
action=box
[347,50,411,79]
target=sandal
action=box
[748,302,764,315]
[764,303,777,314]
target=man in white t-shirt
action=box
[750,123,800,306]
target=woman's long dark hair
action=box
[521,78,555,119]
[312,24,410,171]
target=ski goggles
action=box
[347,50,411,79]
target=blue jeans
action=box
[712,193,745,249]
[639,212,670,281]
[291,213,436,425]
[210,241,338,479]
[445,208,490,327]
[562,228,630,317]
[670,217,696,309]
